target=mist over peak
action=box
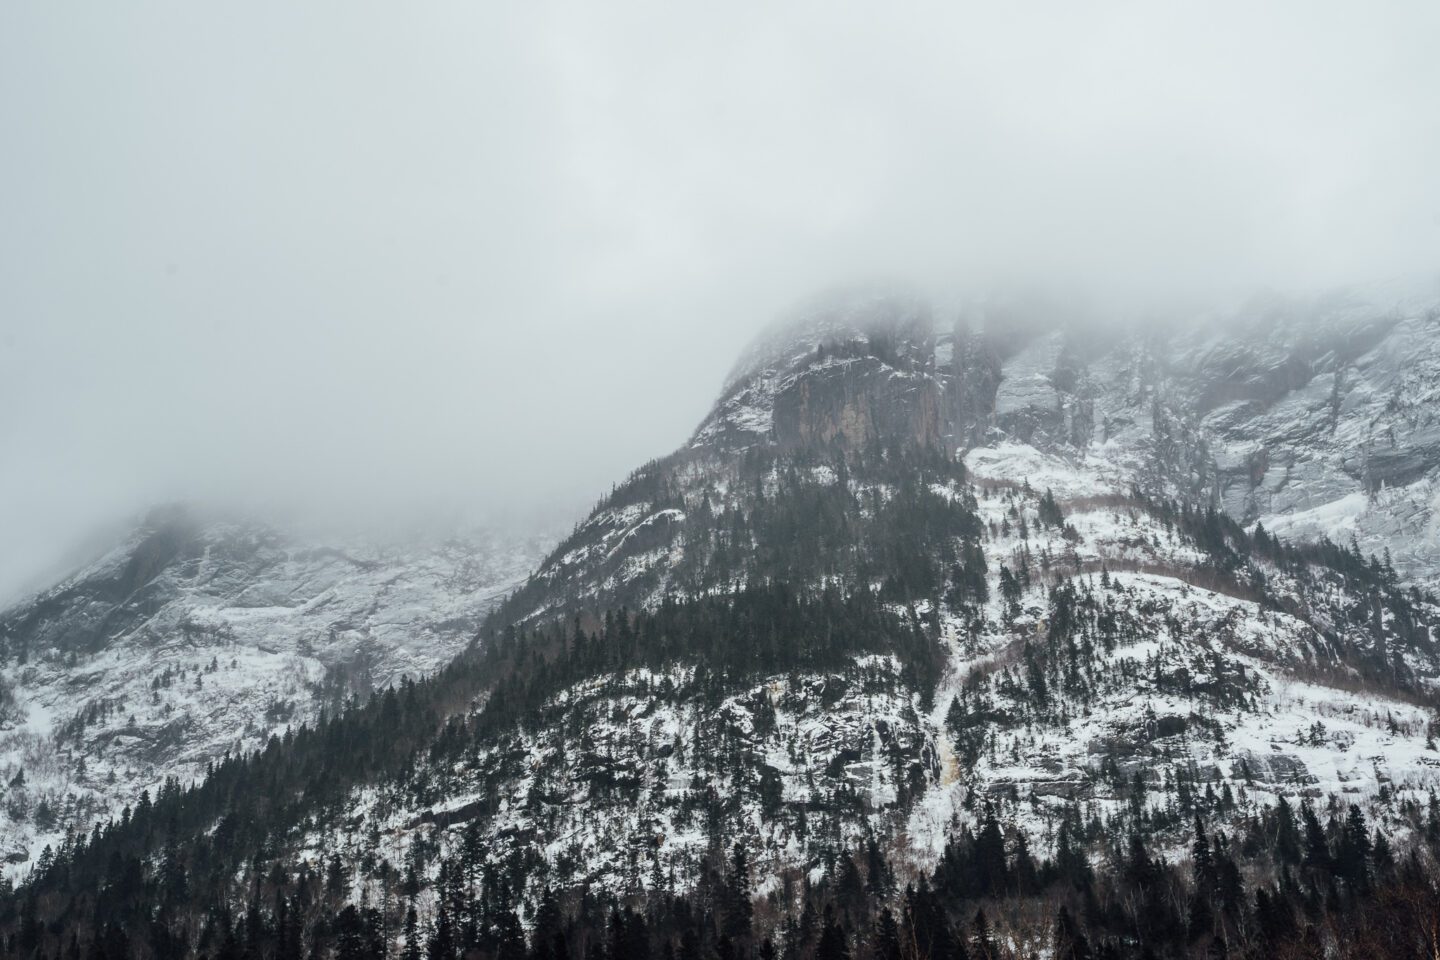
[4,2,1439,601]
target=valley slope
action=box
[10,289,1440,960]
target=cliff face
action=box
[938,327,1003,449]
[702,286,1440,586]
[695,294,945,457]
[769,352,943,452]
[2,507,204,659]
[1013,291,1440,585]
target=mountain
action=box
[0,507,552,870]
[504,286,1440,621]
[10,287,1440,959]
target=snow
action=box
[964,442,1119,501]
[261,454,1440,909]
[1262,492,1370,541]
[0,517,553,878]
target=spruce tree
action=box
[722,842,754,943]
[816,910,850,960]
[873,909,901,960]
[1274,796,1301,865]
[1188,817,1216,941]
[1053,906,1092,960]
[402,905,422,960]
[427,905,455,960]
[1301,802,1331,872]
[970,908,997,960]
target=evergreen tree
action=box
[1274,796,1301,865]
[864,838,894,899]
[816,910,850,960]
[1337,805,1372,890]
[722,843,754,942]
[494,907,527,960]
[1301,802,1331,873]
[872,909,901,960]
[970,908,997,960]
[1188,817,1216,941]
[1191,816,1217,890]
[427,904,455,960]
[335,905,370,960]
[973,810,1009,897]
[402,906,421,960]
[1053,906,1092,960]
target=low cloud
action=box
[2,1,1438,600]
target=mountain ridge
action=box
[0,505,552,870]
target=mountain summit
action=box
[710,289,1440,581]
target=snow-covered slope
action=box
[0,506,552,870]
[115,286,1421,913]
[292,437,1439,904]
[976,287,1440,588]
[15,290,1440,957]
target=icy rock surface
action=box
[699,285,1440,588]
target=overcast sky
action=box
[2,2,1439,602]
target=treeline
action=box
[15,790,1440,960]
[491,445,979,630]
[1113,488,1437,678]
[470,581,945,744]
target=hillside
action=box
[0,507,550,873]
[10,290,1440,959]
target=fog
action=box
[3,2,1439,603]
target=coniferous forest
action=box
[13,757,1440,960]
[9,429,1440,960]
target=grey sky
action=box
[2,2,1439,602]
